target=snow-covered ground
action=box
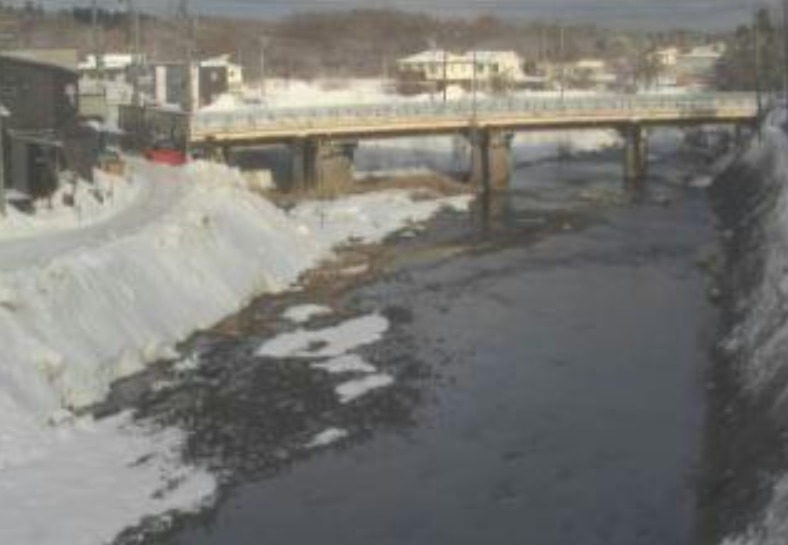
[0,158,471,545]
[208,77,611,112]
[0,170,141,242]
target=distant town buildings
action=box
[78,53,145,82]
[397,49,623,93]
[140,55,244,110]
[650,43,726,90]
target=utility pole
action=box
[259,35,268,97]
[0,109,7,218]
[443,48,448,103]
[472,49,478,121]
[176,0,195,112]
[783,0,788,106]
[91,0,103,81]
[178,0,195,158]
[123,0,142,107]
[754,9,763,120]
[559,25,566,100]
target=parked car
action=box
[144,140,187,166]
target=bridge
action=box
[128,93,760,192]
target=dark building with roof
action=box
[0,50,83,199]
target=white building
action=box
[650,43,725,89]
[397,50,524,88]
[200,55,244,91]
[78,53,146,81]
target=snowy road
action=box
[0,160,189,272]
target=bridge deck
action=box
[189,94,758,145]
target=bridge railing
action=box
[191,93,758,135]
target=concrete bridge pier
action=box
[290,138,355,194]
[469,129,512,191]
[621,124,648,190]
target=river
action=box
[119,135,721,545]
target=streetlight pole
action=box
[91,0,103,81]
[120,0,142,106]
[0,109,7,218]
[472,49,478,121]
[754,9,763,119]
[559,25,566,101]
[443,49,448,103]
[259,35,269,98]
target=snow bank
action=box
[290,191,471,247]
[0,169,140,241]
[0,158,468,544]
[0,411,215,545]
[708,114,788,544]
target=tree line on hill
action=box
[0,3,772,92]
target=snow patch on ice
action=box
[257,313,390,359]
[311,354,377,374]
[282,304,332,324]
[336,374,395,404]
[305,427,349,448]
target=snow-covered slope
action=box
[0,158,471,545]
[708,114,788,545]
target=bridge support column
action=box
[290,138,355,194]
[733,124,747,148]
[621,124,647,190]
[469,129,512,191]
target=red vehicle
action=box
[145,141,187,166]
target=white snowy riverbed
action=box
[0,158,471,545]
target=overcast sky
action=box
[3,0,773,30]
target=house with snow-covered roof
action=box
[397,49,525,91]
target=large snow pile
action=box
[0,158,471,545]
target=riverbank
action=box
[700,114,788,545]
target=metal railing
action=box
[191,93,759,136]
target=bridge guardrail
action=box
[191,93,759,136]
